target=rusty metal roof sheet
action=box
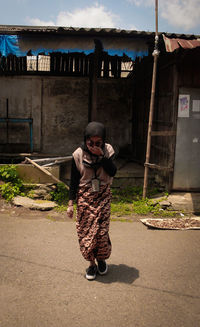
[163,34,200,52]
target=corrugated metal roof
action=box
[163,34,200,52]
[0,24,199,40]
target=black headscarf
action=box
[82,121,106,150]
[84,121,106,143]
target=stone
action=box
[13,196,57,211]
[159,200,172,209]
[31,189,49,198]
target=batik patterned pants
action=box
[76,183,112,262]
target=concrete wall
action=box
[42,77,89,155]
[0,76,41,152]
[0,75,132,156]
[96,79,132,155]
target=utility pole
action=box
[143,0,160,198]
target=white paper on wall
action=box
[178,94,190,118]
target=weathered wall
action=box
[0,75,132,156]
[0,76,41,152]
[132,48,200,190]
[42,77,89,155]
[96,79,132,155]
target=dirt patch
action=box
[0,198,70,221]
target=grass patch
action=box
[111,187,178,217]
[111,202,133,216]
[54,205,69,212]
[111,217,133,222]
[112,186,143,203]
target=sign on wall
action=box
[178,94,190,118]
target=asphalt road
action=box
[0,213,200,327]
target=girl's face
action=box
[86,136,103,148]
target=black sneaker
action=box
[85,265,97,280]
[97,260,108,275]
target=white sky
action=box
[0,0,200,35]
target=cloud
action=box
[127,0,154,6]
[27,5,119,28]
[127,0,200,31]
[28,18,55,26]
[161,0,200,31]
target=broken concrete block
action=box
[13,196,57,211]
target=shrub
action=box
[0,165,24,201]
[50,182,69,205]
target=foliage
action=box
[50,182,69,205]
[133,198,158,215]
[0,165,24,201]
[0,182,23,202]
[0,165,23,185]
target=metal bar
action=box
[33,156,72,163]
[42,158,72,166]
[0,118,33,123]
[143,0,159,199]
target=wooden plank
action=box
[151,131,176,136]
[103,55,109,78]
[25,157,69,189]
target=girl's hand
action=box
[67,205,74,219]
[87,145,104,156]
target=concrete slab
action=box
[168,192,200,213]
[13,196,57,211]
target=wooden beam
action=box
[151,131,176,136]
[145,163,173,171]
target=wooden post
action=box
[91,51,98,121]
[143,0,159,198]
[89,39,103,122]
[6,99,9,144]
[168,63,178,191]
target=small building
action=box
[0,25,199,191]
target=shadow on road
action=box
[96,264,139,284]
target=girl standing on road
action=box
[67,121,117,280]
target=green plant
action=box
[27,189,35,199]
[132,198,155,215]
[132,197,178,217]
[0,165,23,185]
[0,165,25,201]
[0,182,23,202]
[50,182,69,205]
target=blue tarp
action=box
[0,34,148,59]
[0,35,24,56]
